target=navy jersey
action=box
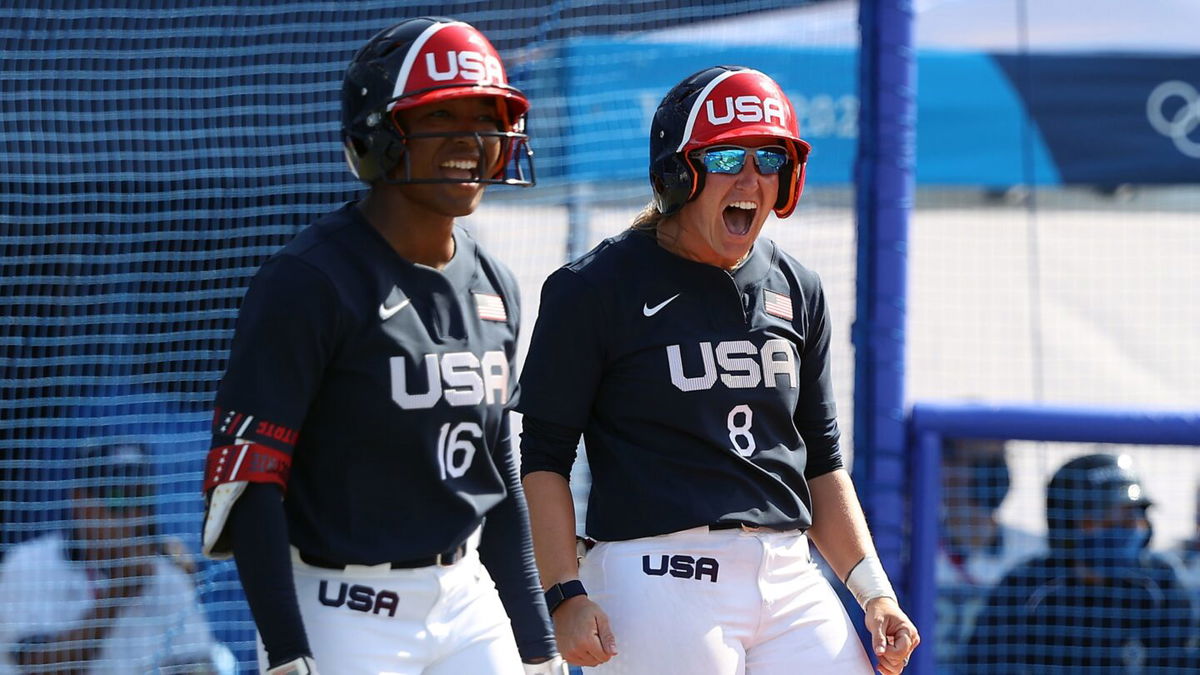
[963,552,1200,674]
[213,203,520,564]
[518,229,843,541]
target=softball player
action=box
[200,18,564,675]
[518,66,918,675]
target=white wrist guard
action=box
[844,555,897,610]
[266,656,317,675]
[523,656,569,675]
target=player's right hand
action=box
[865,596,918,675]
[552,595,618,667]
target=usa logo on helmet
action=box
[705,95,787,127]
[677,69,800,153]
[426,51,504,85]
[392,22,510,103]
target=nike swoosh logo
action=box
[378,298,411,320]
[642,294,680,317]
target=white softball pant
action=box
[578,526,874,675]
[257,535,523,675]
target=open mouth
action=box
[440,158,479,182]
[723,200,757,236]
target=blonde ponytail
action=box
[630,201,665,231]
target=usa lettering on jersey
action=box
[666,338,797,392]
[390,350,509,409]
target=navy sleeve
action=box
[213,254,340,454]
[796,275,843,480]
[229,483,311,667]
[515,268,607,429]
[217,255,337,664]
[519,415,583,478]
[477,416,557,662]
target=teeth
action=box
[729,201,757,210]
[442,159,478,170]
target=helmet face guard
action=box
[650,66,810,218]
[347,129,535,187]
[341,18,534,186]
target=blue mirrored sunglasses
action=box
[690,145,789,175]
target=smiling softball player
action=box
[200,17,565,675]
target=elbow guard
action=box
[201,441,292,559]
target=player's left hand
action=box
[864,596,918,675]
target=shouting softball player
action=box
[200,17,565,675]
[518,66,919,675]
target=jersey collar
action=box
[632,227,774,287]
[346,203,479,293]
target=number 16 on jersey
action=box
[436,422,481,479]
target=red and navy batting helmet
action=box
[650,66,810,217]
[341,17,534,185]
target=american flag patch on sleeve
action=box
[763,289,793,320]
[474,292,508,322]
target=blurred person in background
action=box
[518,65,917,675]
[0,443,227,674]
[1175,483,1200,593]
[964,453,1199,674]
[936,437,1042,670]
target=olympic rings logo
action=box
[1146,80,1200,159]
